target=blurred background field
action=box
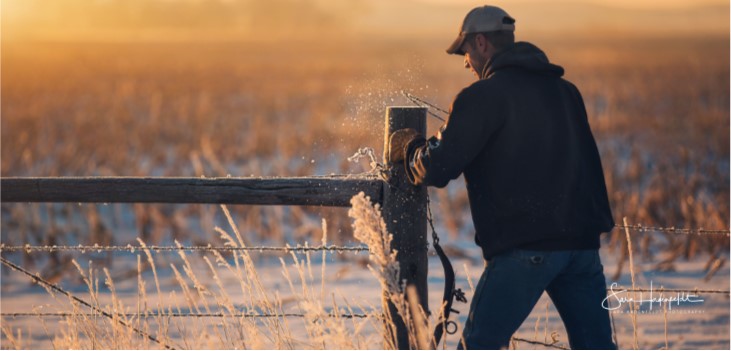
[1,0,729,349]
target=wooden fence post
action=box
[381,106,428,349]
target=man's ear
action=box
[476,34,492,54]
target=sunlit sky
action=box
[419,0,727,9]
[2,0,728,42]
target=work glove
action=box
[388,128,423,163]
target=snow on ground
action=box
[1,228,729,349]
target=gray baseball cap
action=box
[446,5,515,55]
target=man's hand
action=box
[388,128,422,163]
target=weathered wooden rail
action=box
[1,176,383,207]
[0,106,429,350]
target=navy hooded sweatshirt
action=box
[405,42,615,259]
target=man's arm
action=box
[400,86,505,187]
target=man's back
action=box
[408,42,614,259]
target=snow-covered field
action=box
[1,222,728,349]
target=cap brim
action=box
[446,33,466,55]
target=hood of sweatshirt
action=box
[481,42,565,79]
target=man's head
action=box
[446,6,515,78]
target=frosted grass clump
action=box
[349,191,433,348]
[348,192,400,297]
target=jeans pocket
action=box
[506,249,552,268]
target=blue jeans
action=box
[459,249,616,350]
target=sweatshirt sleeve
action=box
[404,85,505,188]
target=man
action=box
[388,5,617,350]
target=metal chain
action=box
[0,243,369,254]
[426,193,440,245]
[346,146,392,181]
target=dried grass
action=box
[2,196,412,349]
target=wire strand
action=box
[0,312,373,319]
[614,224,729,236]
[401,91,447,122]
[3,220,727,255]
[0,244,369,254]
[0,256,177,350]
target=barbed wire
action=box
[614,224,729,236]
[0,256,176,349]
[0,243,369,254]
[0,223,725,256]
[0,312,373,319]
